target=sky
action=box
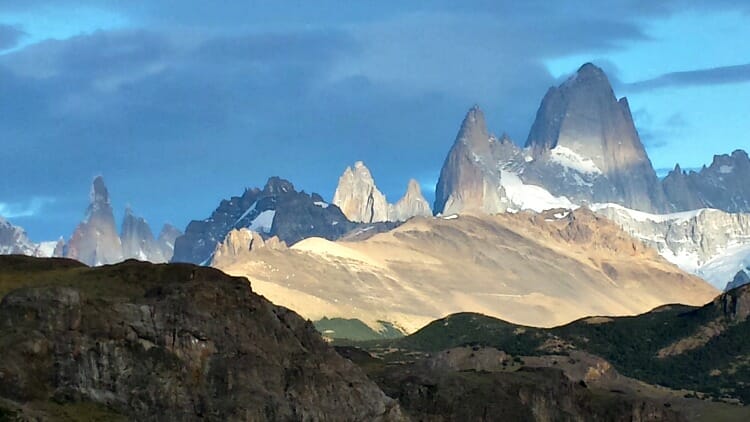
[1,1,749,241]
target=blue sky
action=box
[1,1,749,240]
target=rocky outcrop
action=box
[523,63,667,213]
[173,177,358,265]
[333,162,390,223]
[65,176,123,266]
[0,217,39,256]
[388,179,432,221]
[434,106,508,215]
[592,204,750,288]
[344,347,684,422]
[121,207,166,263]
[663,150,750,213]
[212,228,287,263]
[0,257,404,421]
[726,269,750,291]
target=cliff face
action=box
[0,257,404,421]
[663,150,750,213]
[524,63,667,213]
[333,162,432,222]
[333,161,390,223]
[389,179,432,221]
[65,176,123,266]
[592,204,750,288]
[434,106,507,215]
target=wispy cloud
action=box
[0,197,55,218]
[626,63,750,92]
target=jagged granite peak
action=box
[155,223,182,261]
[664,149,750,212]
[173,177,357,264]
[65,176,123,266]
[389,179,432,221]
[523,63,667,213]
[434,105,507,215]
[726,269,750,291]
[0,217,38,256]
[662,163,705,211]
[332,161,390,223]
[121,207,165,263]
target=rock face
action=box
[663,150,750,213]
[155,224,182,262]
[0,256,403,421]
[726,269,750,291]
[592,204,750,288]
[65,176,123,266]
[388,179,432,221]
[334,162,433,222]
[434,106,508,215]
[523,63,667,213]
[333,162,390,223]
[62,177,173,266]
[121,207,166,262]
[173,177,357,265]
[0,217,39,256]
[212,228,287,263]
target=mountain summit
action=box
[332,161,390,223]
[65,176,123,266]
[434,106,507,215]
[524,63,667,212]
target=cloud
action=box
[0,1,747,240]
[626,63,750,91]
[0,197,55,218]
[0,24,25,50]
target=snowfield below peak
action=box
[548,145,603,175]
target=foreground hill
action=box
[374,283,750,406]
[213,208,717,333]
[0,256,402,421]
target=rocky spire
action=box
[65,176,123,266]
[332,161,390,223]
[156,224,182,262]
[121,207,165,262]
[433,106,507,215]
[524,63,667,212]
[389,179,432,221]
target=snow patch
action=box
[549,146,602,175]
[719,165,734,174]
[590,203,704,223]
[233,201,258,227]
[314,201,329,208]
[500,170,577,212]
[248,210,276,234]
[36,241,58,257]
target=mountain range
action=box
[2,63,750,289]
[212,208,716,333]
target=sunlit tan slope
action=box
[213,208,718,333]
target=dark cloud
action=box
[1,1,747,240]
[0,24,24,50]
[626,63,750,91]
